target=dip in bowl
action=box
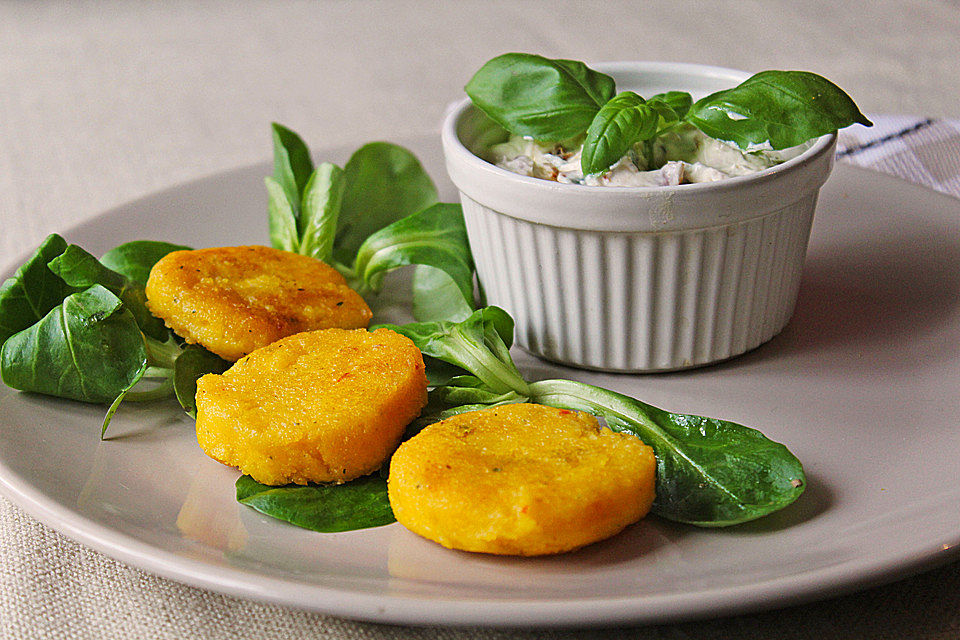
[441,61,838,372]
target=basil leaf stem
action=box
[236,473,395,532]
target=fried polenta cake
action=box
[195,327,427,486]
[145,245,371,361]
[388,403,656,556]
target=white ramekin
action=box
[441,62,836,372]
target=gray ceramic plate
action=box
[0,138,958,627]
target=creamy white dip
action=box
[488,124,810,187]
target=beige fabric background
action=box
[2,1,959,638]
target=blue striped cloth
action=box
[838,115,960,199]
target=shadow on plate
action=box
[726,222,960,373]
[102,400,192,442]
[727,472,834,535]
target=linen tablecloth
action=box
[3,2,960,638]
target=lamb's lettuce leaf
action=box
[0,285,147,404]
[267,127,477,321]
[334,142,439,264]
[236,473,395,532]
[48,244,168,341]
[99,240,190,286]
[0,234,79,345]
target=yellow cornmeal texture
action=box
[195,328,427,486]
[145,245,372,361]
[388,403,656,556]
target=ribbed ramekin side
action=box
[461,195,816,372]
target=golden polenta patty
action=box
[195,327,427,486]
[388,403,656,556]
[145,245,372,361]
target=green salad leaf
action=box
[266,125,477,321]
[410,265,475,323]
[271,122,315,215]
[173,344,231,419]
[527,379,805,526]
[99,240,191,286]
[48,244,169,341]
[383,306,526,396]
[297,162,345,262]
[0,285,147,404]
[335,142,440,264]
[352,203,474,304]
[0,234,80,345]
[266,176,300,253]
[236,473,395,532]
[0,235,229,433]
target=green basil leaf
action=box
[265,176,300,253]
[0,234,79,346]
[648,91,693,120]
[465,53,616,140]
[99,240,191,286]
[411,265,474,323]
[236,473,395,532]
[271,122,314,212]
[48,244,168,341]
[686,70,872,150]
[581,91,661,175]
[353,203,474,310]
[297,162,345,263]
[334,142,438,264]
[527,379,806,526]
[173,344,231,418]
[0,285,148,404]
